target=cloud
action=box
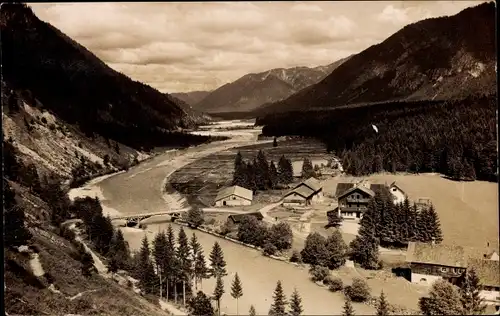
[29,1,487,93]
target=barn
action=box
[283,177,323,207]
[214,185,253,207]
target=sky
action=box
[30,1,485,93]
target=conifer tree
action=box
[269,280,287,316]
[109,228,130,270]
[136,235,156,294]
[177,227,192,306]
[426,204,443,244]
[458,267,486,315]
[255,150,270,190]
[350,199,380,269]
[231,273,244,315]
[153,231,168,295]
[213,274,225,316]
[3,184,32,248]
[301,157,315,179]
[194,249,209,290]
[232,151,246,187]
[249,305,257,316]
[342,298,355,316]
[289,288,303,316]
[278,155,293,184]
[269,160,278,189]
[273,137,278,147]
[376,290,390,316]
[246,161,258,192]
[209,241,227,277]
[326,210,343,228]
[165,225,177,301]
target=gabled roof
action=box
[294,177,322,192]
[228,212,263,223]
[389,181,406,193]
[370,184,389,195]
[467,258,500,287]
[338,185,375,200]
[406,242,469,267]
[215,185,253,202]
[406,242,495,269]
[335,183,354,197]
[284,185,316,199]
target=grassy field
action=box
[169,139,332,208]
[322,172,499,250]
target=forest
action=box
[257,95,497,182]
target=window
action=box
[392,188,397,192]
[441,267,448,273]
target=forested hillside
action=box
[258,95,497,182]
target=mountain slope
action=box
[171,90,211,106]
[193,57,350,113]
[258,2,496,115]
[1,3,210,151]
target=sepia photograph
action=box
[2,1,498,315]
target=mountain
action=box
[257,2,496,115]
[171,90,211,106]
[192,57,351,113]
[1,3,212,153]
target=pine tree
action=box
[187,207,205,228]
[350,199,380,269]
[165,225,177,301]
[459,268,486,315]
[326,210,343,228]
[289,288,303,316]
[231,273,244,315]
[109,228,130,270]
[278,155,293,185]
[232,151,246,187]
[249,305,257,316]
[342,298,355,316]
[209,241,227,277]
[255,150,270,190]
[153,231,168,297]
[3,183,32,248]
[269,160,278,189]
[177,227,192,306]
[376,290,390,316]
[213,274,225,316]
[426,204,443,244]
[194,250,209,290]
[324,230,347,270]
[269,280,287,316]
[136,235,156,294]
[301,157,315,179]
[246,161,258,192]
[190,233,201,289]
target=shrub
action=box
[263,242,277,256]
[323,275,333,285]
[290,250,302,263]
[49,123,56,131]
[309,265,329,282]
[328,277,343,292]
[41,117,47,124]
[344,278,371,302]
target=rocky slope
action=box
[171,90,211,106]
[257,2,496,115]
[192,57,351,113]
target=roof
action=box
[406,242,495,268]
[284,185,316,199]
[389,181,406,193]
[326,207,339,216]
[215,185,253,202]
[294,177,322,192]
[467,258,500,287]
[228,212,263,223]
[335,183,354,197]
[370,184,389,195]
[338,185,375,200]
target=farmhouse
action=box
[283,177,323,207]
[332,181,390,220]
[389,181,407,204]
[227,212,264,225]
[405,242,500,301]
[214,185,253,207]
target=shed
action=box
[227,212,264,224]
[214,185,253,207]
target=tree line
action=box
[257,95,497,182]
[232,150,293,191]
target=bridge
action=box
[110,208,190,227]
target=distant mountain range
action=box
[171,90,212,106]
[189,57,351,113]
[256,2,496,115]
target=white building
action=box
[389,181,407,204]
[214,185,253,207]
[283,177,323,207]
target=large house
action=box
[214,185,253,207]
[283,177,323,207]
[329,181,389,220]
[406,241,500,309]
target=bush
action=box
[344,278,371,302]
[323,275,333,285]
[328,277,343,292]
[309,265,330,282]
[263,242,277,256]
[290,250,302,263]
[41,117,47,124]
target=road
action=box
[91,123,375,315]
